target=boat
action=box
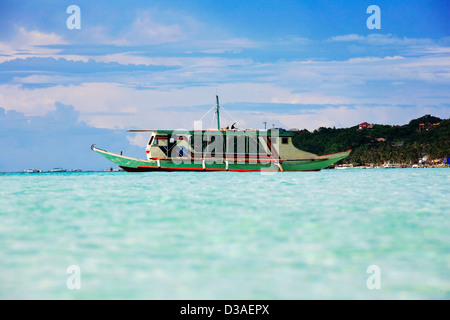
[23,169,42,173]
[104,167,123,172]
[382,163,398,168]
[335,164,353,169]
[91,97,351,172]
[50,168,66,172]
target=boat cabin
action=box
[145,129,317,161]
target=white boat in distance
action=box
[335,164,353,169]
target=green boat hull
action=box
[92,145,351,172]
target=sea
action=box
[0,168,448,300]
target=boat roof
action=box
[128,129,295,137]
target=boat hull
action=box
[92,146,351,172]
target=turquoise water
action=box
[0,169,448,299]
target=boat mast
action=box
[216,95,221,131]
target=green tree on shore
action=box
[292,115,450,165]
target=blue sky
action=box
[0,0,449,171]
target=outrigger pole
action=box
[216,95,221,131]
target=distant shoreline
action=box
[1,166,449,174]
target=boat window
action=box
[281,137,289,145]
[148,136,154,146]
[154,135,168,146]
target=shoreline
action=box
[1,166,449,174]
[332,164,450,169]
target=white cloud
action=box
[330,34,365,42]
[0,28,68,63]
[197,38,261,53]
[0,82,360,130]
[0,21,449,136]
[89,53,161,66]
[270,93,352,105]
[274,105,450,131]
[126,12,185,45]
[0,80,448,141]
[98,10,204,46]
[268,54,450,104]
[346,56,405,63]
[88,51,450,107]
[15,27,67,46]
[407,45,450,55]
[13,75,74,85]
[329,34,433,46]
[127,133,149,147]
[2,47,449,129]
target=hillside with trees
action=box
[291,115,450,165]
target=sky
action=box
[0,0,449,171]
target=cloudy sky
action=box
[0,0,449,171]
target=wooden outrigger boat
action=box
[91,97,351,172]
